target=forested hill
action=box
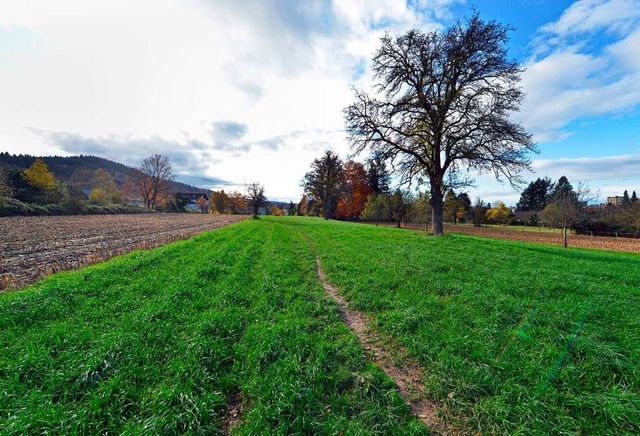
[0,153,209,194]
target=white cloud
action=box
[519,0,640,142]
[532,154,640,182]
[540,0,640,37]
[0,0,460,200]
[5,0,637,205]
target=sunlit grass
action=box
[2,216,638,434]
[285,216,640,434]
[0,219,424,434]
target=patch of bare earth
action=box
[0,214,246,290]
[315,257,457,435]
[221,391,244,435]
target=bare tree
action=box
[246,182,266,218]
[345,14,535,235]
[540,183,591,248]
[135,154,173,209]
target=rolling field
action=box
[1,217,638,434]
[0,214,246,290]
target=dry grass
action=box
[0,213,246,290]
[396,222,640,253]
[443,224,640,252]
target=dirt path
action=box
[315,257,455,435]
[221,391,243,435]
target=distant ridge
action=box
[0,152,210,194]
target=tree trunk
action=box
[563,226,568,248]
[431,185,445,236]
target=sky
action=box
[1,0,639,205]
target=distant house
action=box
[177,193,210,212]
[607,196,625,206]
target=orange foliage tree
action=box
[336,161,372,219]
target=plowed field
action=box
[0,214,246,289]
[436,223,640,253]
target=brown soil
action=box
[0,214,246,290]
[221,391,244,435]
[400,223,640,253]
[315,257,456,435]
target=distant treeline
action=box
[0,153,209,217]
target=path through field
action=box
[0,214,246,289]
[314,255,451,434]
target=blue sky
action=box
[1,0,639,204]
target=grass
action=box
[2,216,639,434]
[290,217,640,434]
[0,219,424,434]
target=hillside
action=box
[0,152,209,194]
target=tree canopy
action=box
[246,182,266,218]
[302,151,344,219]
[345,14,535,235]
[135,154,173,209]
[516,177,553,211]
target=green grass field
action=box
[1,217,638,434]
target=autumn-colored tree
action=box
[297,195,307,216]
[336,161,372,219]
[90,169,123,204]
[444,191,471,224]
[211,190,231,214]
[486,202,513,225]
[270,205,284,216]
[21,158,57,204]
[196,195,209,213]
[135,154,173,209]
[228,191,247,214]
[22,158,56,191]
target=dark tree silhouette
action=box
[517,177,554,211]
[135,154,173,209]
[246,182,266,218]
[366,152,391,195]
[345,14,535,235]
[302,151,344,219]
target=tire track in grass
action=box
[314,256,454,435]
